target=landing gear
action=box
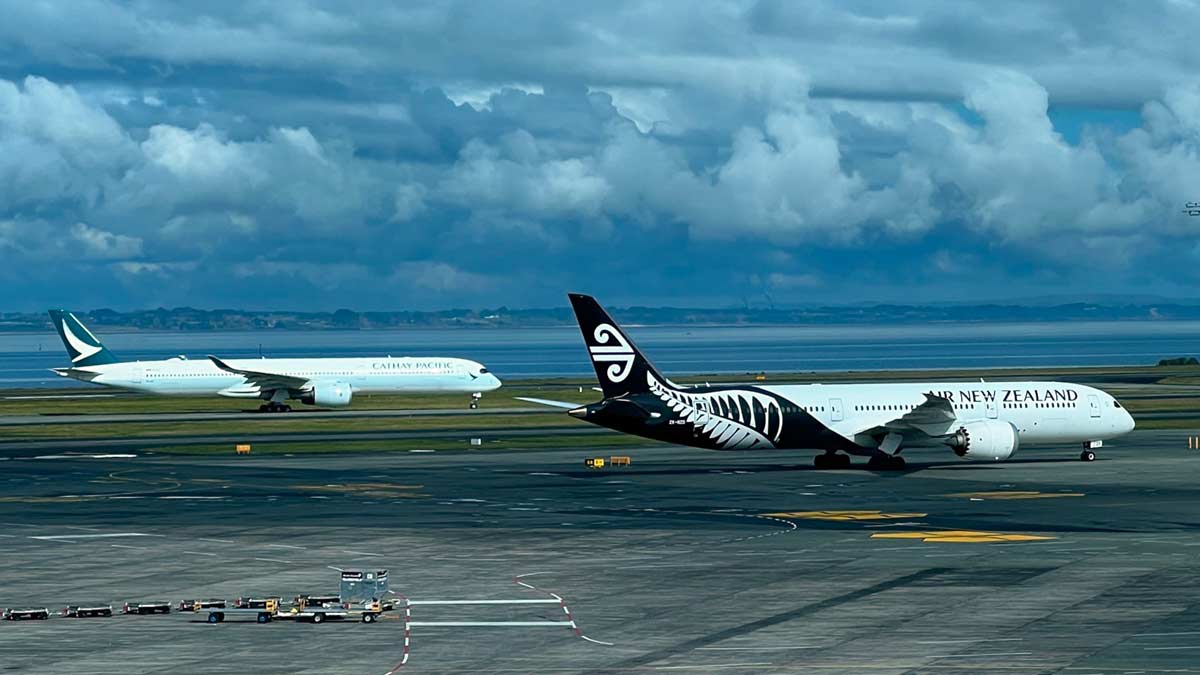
[813,452,851,469]
[867,454,906,471]
[1080,449,1096,462]
[469,392,482,410]
[257,402,292,413]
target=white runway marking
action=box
[110,544,147,550]
[409,599,560,606]
[929,651,1033,658]
[1144,645,1200,650]
[653,665,773,670]
[253,557,293,564]
[1135,630,1200,637]
[266,543,304,550]
[409,621,574,627]
[30,533,161,541]
[916,634,1022,638]
[342,549,381,556]
[697,646,821,651]
[197,538,234,544]
[183,551,218,557]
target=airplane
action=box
[519,294,1136,469]
[47,310,502,411]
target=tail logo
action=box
[589,323,635,383]
[62,319,101,363]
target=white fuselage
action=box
[756,380,1134,446]
[66,356,502,398]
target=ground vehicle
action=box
[292,594,340,610]
[285,599,383,624]
[178,599,225,612]
[232,597,282,609]
[122,602,170,615]
[208,598,278,624]
[2,608,49,621]
[61,605,113,618]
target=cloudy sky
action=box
[2,1,1199,311]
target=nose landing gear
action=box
[469,392,482,409]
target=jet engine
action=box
[948,419,1019,461]
[302,381,352,407]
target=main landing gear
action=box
[813,452,851,469]
[866,453,906,471]
[258,402,293,413]
[469,392,482,410]
[1080,449,1097,462]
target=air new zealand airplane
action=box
[521,294,1135,469]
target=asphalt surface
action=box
[0,425,598,455]
[2,430,1200,674]
[0,406,555,426]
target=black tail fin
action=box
[568,293,670,398]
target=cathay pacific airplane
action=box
[520,294,1135,469]
[48,310,502,411]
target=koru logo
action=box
[589,323,635,383]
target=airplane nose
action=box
[1123,410,1136,433]
[488,374,502,391]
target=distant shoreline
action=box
[5,302,1200,332]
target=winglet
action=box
[207,355,240,374]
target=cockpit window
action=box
[479,368,489,374]
[1113,400,1122,408]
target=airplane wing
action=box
[515,396,582,409]
[854,392,958,440]
[208,355,309,392]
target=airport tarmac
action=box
[0,406,554,426]
[2,429,1200,674]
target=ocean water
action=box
[2,321,1199,389]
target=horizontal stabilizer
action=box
[50,367,103,382]
[515,396,581,409]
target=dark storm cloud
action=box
[1,1,1199,311]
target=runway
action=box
[0,425,600,455]
[0,406,554,426]
[2,429,1200,673]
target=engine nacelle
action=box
[949,419,1019,461]
[302,381,353,408]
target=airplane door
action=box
[986,399,998,419]
[1088,394,1101,418]
[693,399,708,439]
[830,398,843,422]
[131,368,144,384]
